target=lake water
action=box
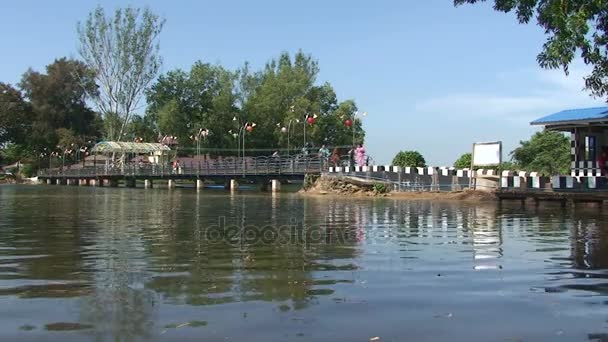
[1,185,608,341]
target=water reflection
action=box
[2,186,608,340]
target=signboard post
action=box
[470,141,502,190]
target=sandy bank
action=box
[300,175,497,202]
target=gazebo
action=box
[90,141,172,166]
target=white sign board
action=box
[472,142,501,166]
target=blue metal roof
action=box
[531,106,608,125]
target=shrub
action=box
[20,164,35,178]
[372,182,389,194]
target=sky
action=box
[0,0,605,165]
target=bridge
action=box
[37,155,325,191]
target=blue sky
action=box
[0,0,605,165]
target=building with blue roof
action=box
[532,106,608,176]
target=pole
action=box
[287,120,291,156]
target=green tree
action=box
[19,58,99,152]
[146,62,239,152]
[392,150,426,167]
[453,152,472,169]
[0,83,31,146]
[78,6,165,141]
[454,0,608,100]
[510,130,570,175]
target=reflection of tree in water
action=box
[0,187,91,297]
[144,194,362,311]
[78,190,158,341]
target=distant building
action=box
[532,107,608,176]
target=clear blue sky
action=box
[0,0,605,165]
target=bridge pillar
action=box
[145,179,153,189]
[230,179,239,191]
[125,178,136,188]
[271,179,281,192]
[90,179,97,187]
[167,179,176,188]
[79,179,89,186]
[196,179,204,190]
[46,179,52,185]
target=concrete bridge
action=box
[37,155,324,191]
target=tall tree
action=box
[19,58,99,151]
[454,0,608,101]
[0,83,31,146]
[77,6,165,141]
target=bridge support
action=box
[145,179,153,189]
[229,179,239,191]
[125,178,136,188]
[46,179,52,185]
[79,179,89,186]
[90,179,97,187]
[168,179,176,188]
[271,179,281,192]
[196,179,204,190]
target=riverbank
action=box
[300,175,497,202]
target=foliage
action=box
[372,182,390,194]
[0,144,30,165]
[392,150,426,167]
[20,164,34,178]
[453,153,472,169]
[0,83,31,146]
[78,6,165,140]
[455,0,608,100]
[18,58,99,151]
[145,51,365,154]
[510,130,570,176]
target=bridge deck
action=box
[38,156,323,180]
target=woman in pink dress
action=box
[355,144,366,166]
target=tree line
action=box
[0,6,364,173]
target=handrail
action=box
[37,155,323,178]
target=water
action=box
[1,185,608,341]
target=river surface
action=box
[1,185,608,341]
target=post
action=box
[145,179,153,189]
[196,179,204,190]
[230,179,239,191]
[271,179,281,192]
[168,179,176,188]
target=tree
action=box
[0,83,31,146]
[392,150,426,167]
[453,153,472,169]
[19,58,99,152]
[454,0,608,100]
[510,130,570,175]
[77,6,165,141]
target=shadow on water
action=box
[2,185,608,340]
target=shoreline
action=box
[299,189,498,202]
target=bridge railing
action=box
[38,155,325,178]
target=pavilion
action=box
[531,106,608,176]
[90,141,172,165]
